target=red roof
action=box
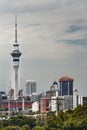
[59,76,74,82]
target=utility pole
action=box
[56,97,64,116]
[8,81,11,117]
[22,92,25,111]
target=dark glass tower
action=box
[11,15,21,99]
[59,76,74,96]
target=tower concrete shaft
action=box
[11,14,21,99]
[14,66,18,99]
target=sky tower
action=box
[11,15,21,99]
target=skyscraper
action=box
[25,80,36,96]
[59,76,74,110]
[59,76,74,96]
[11,15,21,99]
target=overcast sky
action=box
[0,0,87,96]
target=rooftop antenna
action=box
[15,13,17,43]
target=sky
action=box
[0,0,87,96]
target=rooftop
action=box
[59,76,74,82]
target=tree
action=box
[33,126,45,130]
[5,126,19,130]
[20,124,30,130]
[46,112,59,129]
[9,115,36,129]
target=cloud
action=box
[0,0,86,15]
[66,25,87,33]
[57,39,87,46]
[0,0,60,13]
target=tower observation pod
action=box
[11,15,21,99]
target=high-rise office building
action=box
[59,76,74,96]
[25,80,36,96]
[59,76,74,110]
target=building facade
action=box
[59,76,74,96]
[40,97,49,113]
[59,76,74,110]
[25,80,37,96]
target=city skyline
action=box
[0,0,87,96]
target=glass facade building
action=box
[59,77,73,96]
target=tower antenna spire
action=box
[15,13,17,43]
